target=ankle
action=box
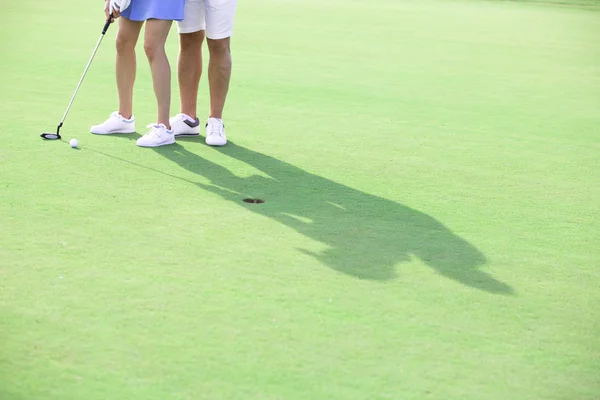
[181,112,197,121]
[157,121,171,130]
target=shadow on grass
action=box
[147,141,513,294]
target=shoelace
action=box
[207,120,224,137]
[145,123,168,137]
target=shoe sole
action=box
[206,141,227,146]
[136,140,175,148]
[174,132,200,137]
[91,130,137,135]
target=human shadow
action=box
[152,142,513,294]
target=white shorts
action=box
[177,0,238,39]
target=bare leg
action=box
[144,19,174,128]
[178,31,205,120]
[116,18,143,119]
[207,37,232,120]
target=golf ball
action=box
[69,138,78,148]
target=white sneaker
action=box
[136,124,175,147]
[90,111,136,134]
[170,113,200,137]
[205,118,227,146]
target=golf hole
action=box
[243,198,265,204]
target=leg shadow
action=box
[151,142,513,294]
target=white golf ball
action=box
[69,138,79,148]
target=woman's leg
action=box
[144,19,174,128]
[116,17,143,118]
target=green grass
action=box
[2,0,600,399]
[497,0,600,6]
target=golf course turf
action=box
[1,0,599,399]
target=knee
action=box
[207,38,231,58]
[116,33,136,54]
[180,31,204,54]
[144,40,164,62]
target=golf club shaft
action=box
[60,15,113,125]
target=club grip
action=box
[102,13,114,35]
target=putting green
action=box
[1,0,599,399]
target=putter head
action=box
[41,132,61,140]
[41,123,63,140]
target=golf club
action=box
[41,14,114,140]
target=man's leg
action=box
[178,30,205,120]
[204,0,237,146]
[170,0,205,137]
[206,37,232,120]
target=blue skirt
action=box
[120,0,185,22]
